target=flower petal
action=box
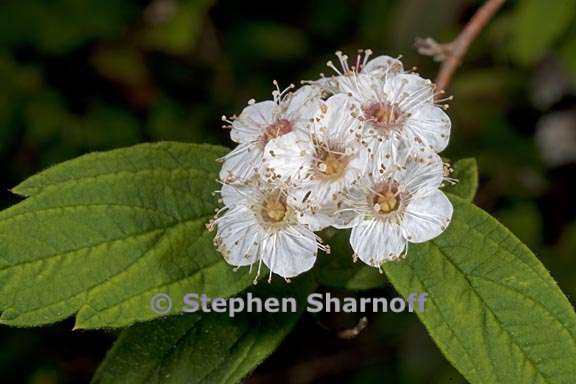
[285,85,321,122]
[389,73,434,109]
[261,131,314,183]
[231,100,275,143]
[350,219,406,267]
[215,206,261,267]
[396,152,444,195]
[362,55,404,75]
[311,75,341,94]
[402,190,453,243]
[407,103,451,152]
[261,226,319,278]
[367,135,408,177]
[288,189,338,231]
[297,210,336,231]
[219,142,262,183]
[316,93,363,137]
[220,183,260,207]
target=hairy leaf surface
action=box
[0,142,252,329]
[92,277,315,384]
[384,195,576,384]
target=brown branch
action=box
[420,0,506,94]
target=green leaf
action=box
[0,142,253,329]
[383,195,576,384]
[496,202,542,249]
[318,229,385,290]
[512,0,576,65]
[92,277,316,384]
[443,158,478,202]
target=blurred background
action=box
[0,0,575,382]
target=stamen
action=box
[312,140,351,180]
[363,102,406,133]
[371,181,404,216]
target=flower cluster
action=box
[209,50,454,282]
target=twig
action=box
[417,0,506,94]
[337,316,369,339]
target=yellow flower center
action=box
[374,190,399,213]
[372,182,402,215]
[315,147,349,180]
[261,195,288,223]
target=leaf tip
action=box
[9,183,35,198]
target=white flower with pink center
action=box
[341,70,451,174]
[315,51,451,172]
[219,83,321,183]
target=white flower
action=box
[261,93,369,229]
[219,83,321,183]
[345,71,451,159]
[209,180,329,281]
[338,152,453,268]
[311,51,451,175]
[213,49,456,280]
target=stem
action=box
[434,0,506,93]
